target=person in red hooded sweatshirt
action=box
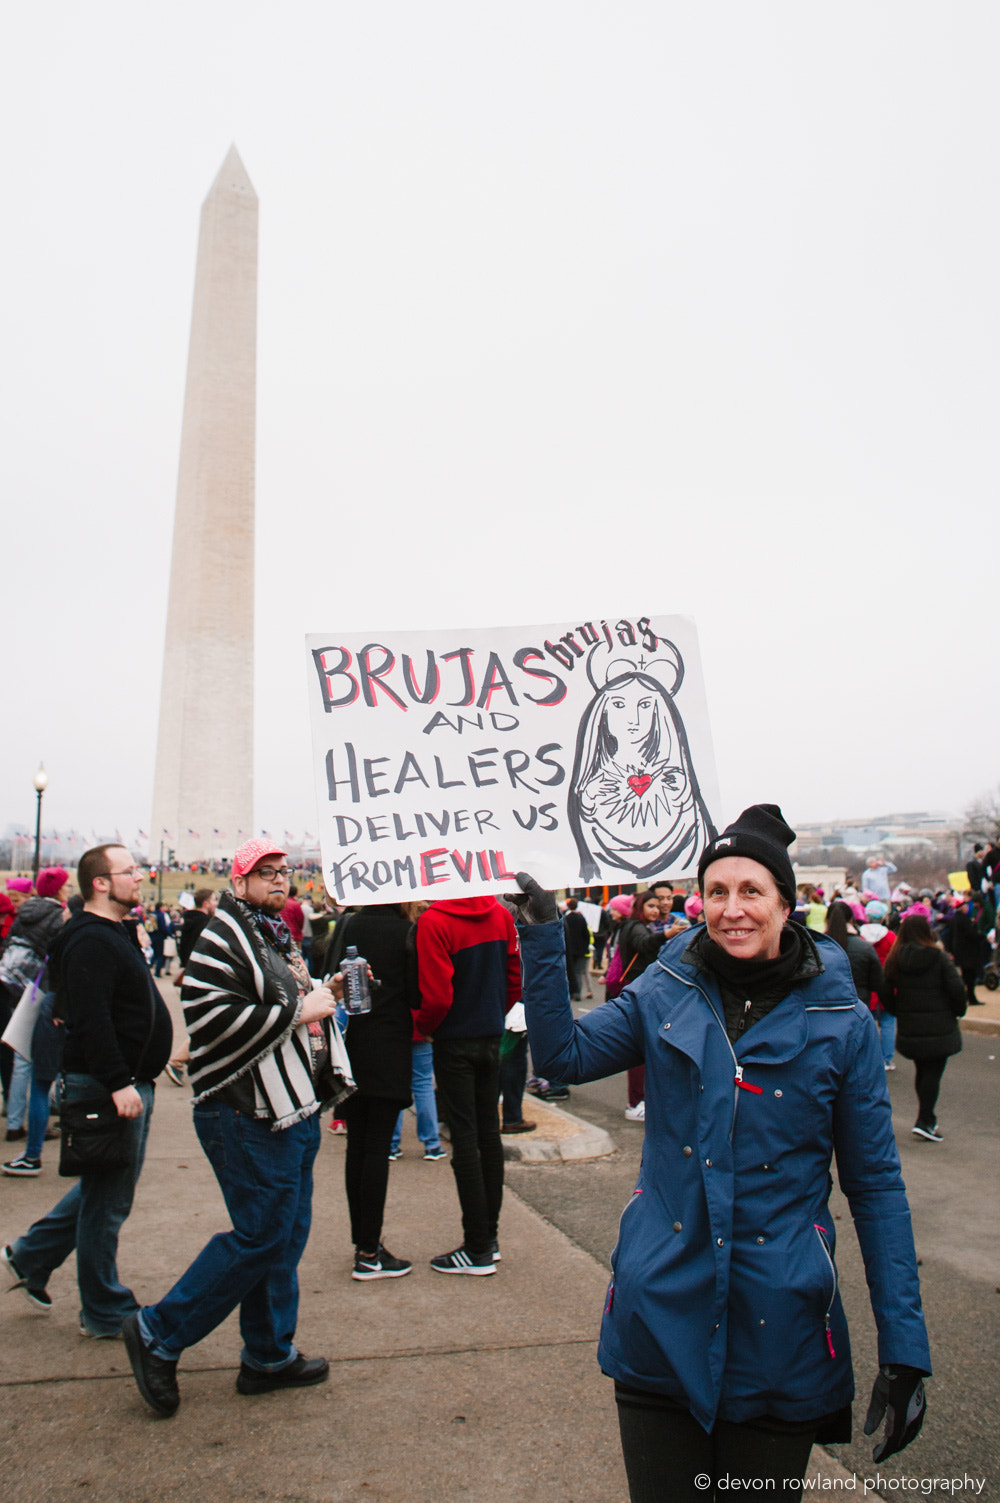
[413,896,521,1275]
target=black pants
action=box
[341,1093,408,1253]
[914,1056,948,1124]
[960,966,979,1007]
[432,1036,503,1255]
[500,1033,528,1125]
[616,1386,816,1503]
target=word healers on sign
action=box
[324,742,566,802]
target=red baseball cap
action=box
[232,838,288,878]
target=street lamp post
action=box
[32,764,48,882]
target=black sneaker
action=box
[236,1353,329,1394]
[912,1121,943,1142]
[429,1246,496,1276]
[1,1244,52,1311]
[2,1155,42,1176]
[122,1312,180,1416]
[423,1146,447,1160]
[352,1245,413,1280]
[488,1238,501,1263]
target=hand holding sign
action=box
[510,872,558,926]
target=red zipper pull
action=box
[734,1065,763,1095]
[824,1315,836,1359]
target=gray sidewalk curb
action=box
[502,1102,617,1163]
[960,1015,1000,1037]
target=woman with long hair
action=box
[824,900,886,1014]
[883,914,967,1142]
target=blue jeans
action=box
[7,1051,31,1130]
[877,1007,896,1064]
[390,1040,441,1153]
[140,1103,321,1371]
[12,1074,154,1336]
[25,1074,54,1160]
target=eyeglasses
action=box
[250,865,295,881]
[98,867,146,879]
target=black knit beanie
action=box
[697,804,797,908]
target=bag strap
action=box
[619,952,640,987]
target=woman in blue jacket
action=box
[514,805,930,1503]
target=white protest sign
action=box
[306,614,719,905]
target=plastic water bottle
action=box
[341,945,372,1015]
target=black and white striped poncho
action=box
[182,892,353,1129]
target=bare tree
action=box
[963,785,1000,846]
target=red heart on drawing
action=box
[627,775,652,797]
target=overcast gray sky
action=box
[2,2,995,849]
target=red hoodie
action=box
[414,897,521,1040]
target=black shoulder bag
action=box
[58,973,158,1177]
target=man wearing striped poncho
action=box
[122,840,354,1418]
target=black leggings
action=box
[914,1056,948,1123]
[341,1093,408,1253]
[616,1387,817,1503]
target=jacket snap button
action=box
[673,1221,682,1232]
[683,1146,692,1157]
[705,1158,712,1167]
[760,1319,766,1326]
[717,1238,724,1247]
[774,1089,783,1098]
[756,1236,765,1245]
[664,1022,671,1029]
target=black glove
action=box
[508,872,559,926]
[863,1365,926,1462]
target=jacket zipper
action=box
[813,1224,838,1357]
[608,1187,644,1301]
[661,963,744,1137]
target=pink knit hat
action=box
[608,895,633,918]
[684,893,704,919]
[6,877,32,894]
[232,838,287,878]
[36,867,69,899]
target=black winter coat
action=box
[327,906,417,1102]
[884,943,967,1060]
[946,908,987,970]
[843,933,886,1007]
[618,918,663,985]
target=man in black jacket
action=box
[2,844,172,1337]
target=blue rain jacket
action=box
[520,921,931,1431]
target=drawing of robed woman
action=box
[567,641,715,883]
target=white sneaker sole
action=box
[430,1262,496,1275]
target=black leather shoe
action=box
[236,1353,330,1395]
[122,1312,180,1416]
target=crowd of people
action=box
[0,818,993,1497]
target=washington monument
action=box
[151,147,257,867]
